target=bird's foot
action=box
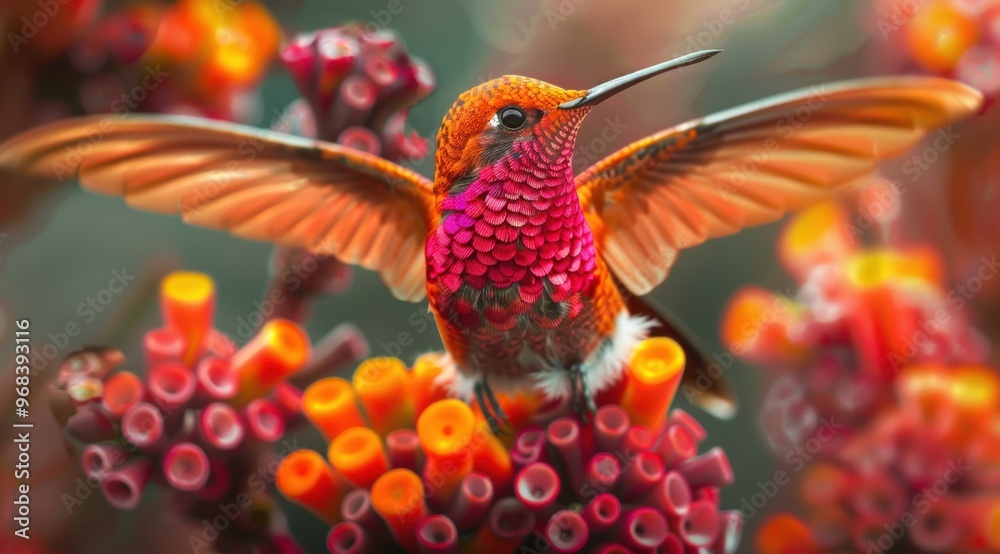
[569,363,597,423]
[474,378,510,436]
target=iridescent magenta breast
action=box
[427,136,598,338]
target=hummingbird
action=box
[0,50,983,432]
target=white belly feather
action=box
[435,311,656,401]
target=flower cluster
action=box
[2,0,150,133]
[722,201,988,455]
[137,0,281,120]
[277,338,742,553]
[261,23,438,331]
[863,1,1000,342]
[722,202,1000,552]
[757,363,1000,553]
[870,0,1000,94]
[4,0,103,59]
[49,271,360,553]
[2,0,279,127]
[0,1,282,270]
[278,23,435,158]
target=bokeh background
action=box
[2,0,999,552]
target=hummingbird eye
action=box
[498,106,528,131]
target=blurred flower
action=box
[723,201,1000,552]
[49,271,362,553]
[278,338,743,553]
[0,1,155,269]
[253,243,369,388]
[1,0,281,271]
[722,201,989,455]
[2,0,279,130]
[869,0,1000,94]
[861,1,1000,344]
[3,0,103,61]
[1,1,154,136]
[278,23,434,159]
[257,23,437,331]
[141,0,281,120]
[941,106,1000,330]
[757,364,1000,553]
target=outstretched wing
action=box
[577,76,983,295]
[0,114,436,301]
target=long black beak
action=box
[558,50,722,110]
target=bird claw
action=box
[569,363,596,424]
[474,378,510,436]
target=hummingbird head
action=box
[432,50,722,196]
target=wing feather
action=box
[0,114,436,301]
[577,76,983,294]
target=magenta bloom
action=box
[52,271,363,553]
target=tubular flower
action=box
[0,1,159,134]
[2,0,278,126]
[724,202,1000,552]
[4,0,102,60]
[261,23,437,328]
[50,271,363,553]
[278,23,435,158]
[757,364,1000,554]
[278,338,743,553]
[722,201,988,455]
[0,1,279,268]
[138,0,281,120]
[870,0,1000,94]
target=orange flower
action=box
[279,337,743,553]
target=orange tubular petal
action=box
[778,201,853,278]
[160,271,216,366]
[199,42,258,90]
[895,246,945,289]
[847,248,943,292]
[756,514,820,554]
[275,449,343,525]
[954,497,1000,551]
[328,427,390,489]
[410,353,450,416]
[497,392,546,432]
[896,364,954,430]
[192,0,278,94]
[470,420,513,492]
[845,249,945,374]
[861,258,944,372]
[231,319,309,405]
[417,399,476,503]
[947,365,1000,443]
[303,377,366,441]
[621,338,685,432]
[102,372,145,418]
[948,365,1000,416]
[799,462,852,506]
[980,500,1000,549]
[149,3,205,62]
[721,287,804,364]
[906,1,980,72]
[353,358,415,435]
[371,468,427,551]
[236,2,280,59]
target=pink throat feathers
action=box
[427,121,599,332]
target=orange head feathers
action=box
[432,76,588,195]
[431,50,726,198]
